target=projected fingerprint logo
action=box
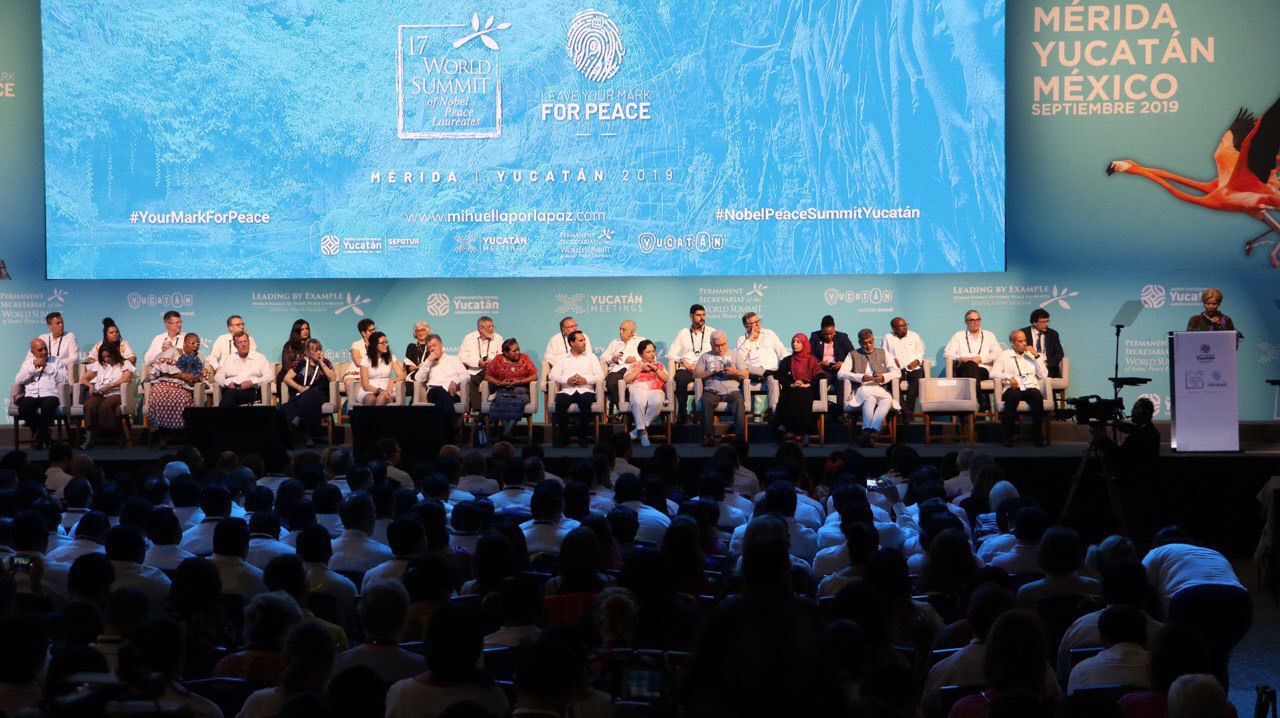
[567,10,624,82]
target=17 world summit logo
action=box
[636,231,726,255]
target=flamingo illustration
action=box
[1107,95,1280,268]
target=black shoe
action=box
[577,437,589,448]
[1033,437,1046,447]
[1002,436,1014,447]
[859,430,874,448]
[554,437,570,449]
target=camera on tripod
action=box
[1064,394,1126,427]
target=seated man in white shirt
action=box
[923,584,1058,711]
[457,451,499,496]
[1067,604,1153,693]
[696,473,746,532]
[48,510,109,564]
[990,329,1049,447]
[246,511,293,569]
[547,330,603,448]
[105,525,171,612]
[944,310,1002,412]
[693,331,749,447]
[736,312,787,380]
[412,333,470,430]
[44,444,76,501]
[209,518,269,599]
[729,481,818,563]
[143,310,184,365]
[991,506,1049,575]
[601,319,644,411]
[668,304,715,424]
[544,316,593,370]
[1057,558,1163,684]
[144,509,196,571]
[458,315,503,414]
[363,516,424,592]
[522,481,575,555]
[180,484,234,555]
[213,331,272,407]
[39,311,79,370]
[298,523,359,625]
[207,314,257,370]
[838,329,900,448]
[612,474,670,544]
[14,337,68,449]
[883,317,926,421]
[331,494,394,574]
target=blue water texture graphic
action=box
[42,0,1006,279]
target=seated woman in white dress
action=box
[357,331,405,406]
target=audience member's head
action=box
[359,580,410,644]
[983,610,1048,695]
[213,517,251,558]
[244,591,303,651]
[1167,674,1230,718]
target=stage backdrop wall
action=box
[2,0,1278,420]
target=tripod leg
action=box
[1106,477,1129,537]
[1059,446,1093,525]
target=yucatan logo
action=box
[556,293,588,315]
[824,288,894,307]
[1139,284,1166,309]
[637,231,725,254]
[567,10,624,82]
[427,293,451,317]
[320,235,341,256]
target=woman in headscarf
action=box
[771,333,822,445]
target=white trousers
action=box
[854,385,893,431]
[630,387,666,430]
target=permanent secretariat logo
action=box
[1139,284,1166,309]
[567,9,625,82]
[427,293,452,317]
[1137,393,1164,417]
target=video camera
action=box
[1063,394,1126,427]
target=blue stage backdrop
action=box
[3,0,1279,421]
[40,0,1006,279]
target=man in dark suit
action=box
[810,315,854,405]
[1021,308,1064,378]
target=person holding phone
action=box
[79,343,135,449]
[622,339,669,447]
[693,331,749,447]
[282,338,337,447]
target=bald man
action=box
[989,330,1049,447]
[14,338,69,449]
[600,320,645,412]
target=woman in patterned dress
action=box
[484,338,538,440]
[147,332,205,446]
